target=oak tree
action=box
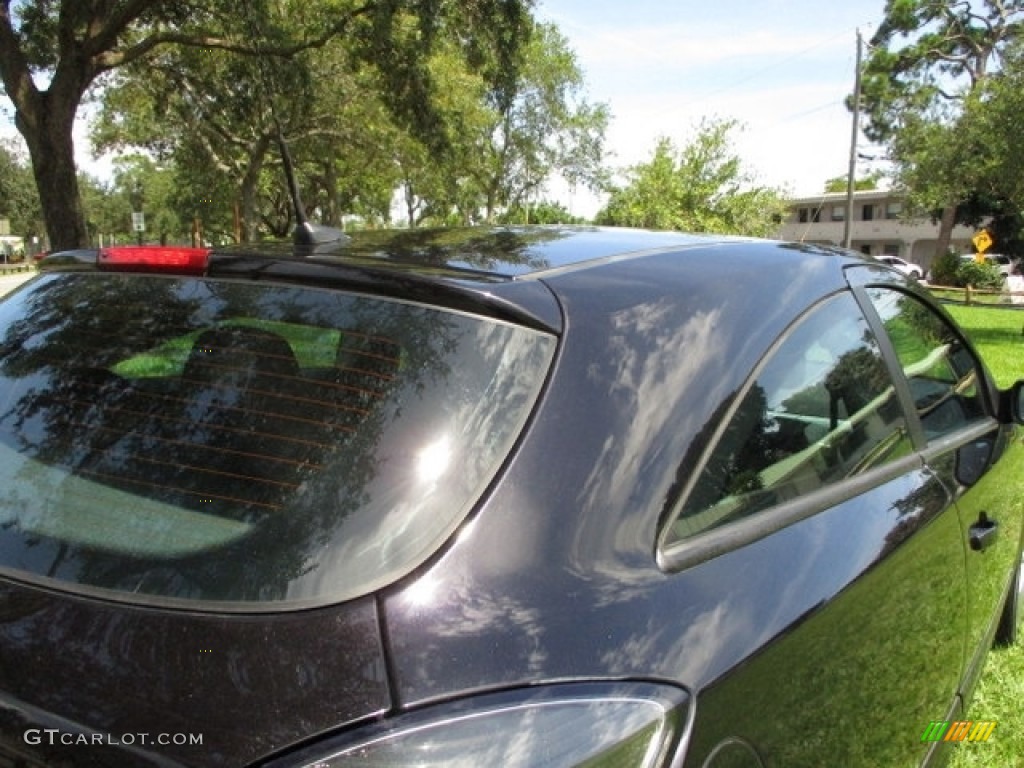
[860,0,1024,256]
[0,0,534,249]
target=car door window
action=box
[864,288,988,440]
[666,292,911,542]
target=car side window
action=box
[666,292,911,542]
[865,288,988,440]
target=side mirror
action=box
[999,381,1024,424]
[955,438,994,487]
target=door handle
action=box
[969,512,998,552]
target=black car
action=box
[0,227,1022,768]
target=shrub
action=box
[930,251,1004,289]
[957,259,1005,290]
[929,251,961,286]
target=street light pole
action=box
[844,29,863,251]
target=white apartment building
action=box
[775,190,977,272]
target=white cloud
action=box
[558,19,839,73]
[538,0,885,217]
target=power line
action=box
[687,25,866,107]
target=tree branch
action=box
[94,3,373,74]
[0,2,41,118]
[173,75,272,157]
[83,0,182,59]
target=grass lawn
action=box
[945,304,1024,388]
[950,642,1024,768]
[942,303,1024,768]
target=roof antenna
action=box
[241,0,348,255]
[273,115,348,254]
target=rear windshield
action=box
[0,273,555,609]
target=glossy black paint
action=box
[7,227,1023,767]
[0,584,388,766]
[377,242,976,765]
[205,252,566,334]
[217,225,715,277]
[378,237,1018,764]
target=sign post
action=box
[131,212,146,246]
[130,180,145,246]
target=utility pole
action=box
[844,29,863,250]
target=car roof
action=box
[41,226,873,335]
[220,226,727,279]
[222,225,868,318]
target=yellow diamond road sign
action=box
[972,229,992,255]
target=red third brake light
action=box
[98,246,210,274]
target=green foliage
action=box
[93,4,384,241]
[5,1,599,241]
[398,20,607,226]
[0,1,243,248]
[78,175,126,244]
[596,120,788,236]
[958,195,1024,259]
[957,258,1006,290]
[949,41,1024,254]
[889,99,992,217]
[114,156,187,244]
[930,251,1005,289]
[929,250,963,286]
[0,141,42,238]
[1,0,539,248]
[823,172,884,194]
[862,1,1023,142]
[88,3,599,235]
[860,2,1024,258]
[497,199,585,225]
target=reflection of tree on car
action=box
[876,291,987,439]
[672,294,912,532]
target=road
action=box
[0,269,36,297]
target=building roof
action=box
[787,189,900,206]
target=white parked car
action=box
[875,255,924,280]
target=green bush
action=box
[929,251,961,286]
[957,258,1005,290]
[931,252,1004,289]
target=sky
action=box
[2,0,889,220]
[535,0,889,217]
